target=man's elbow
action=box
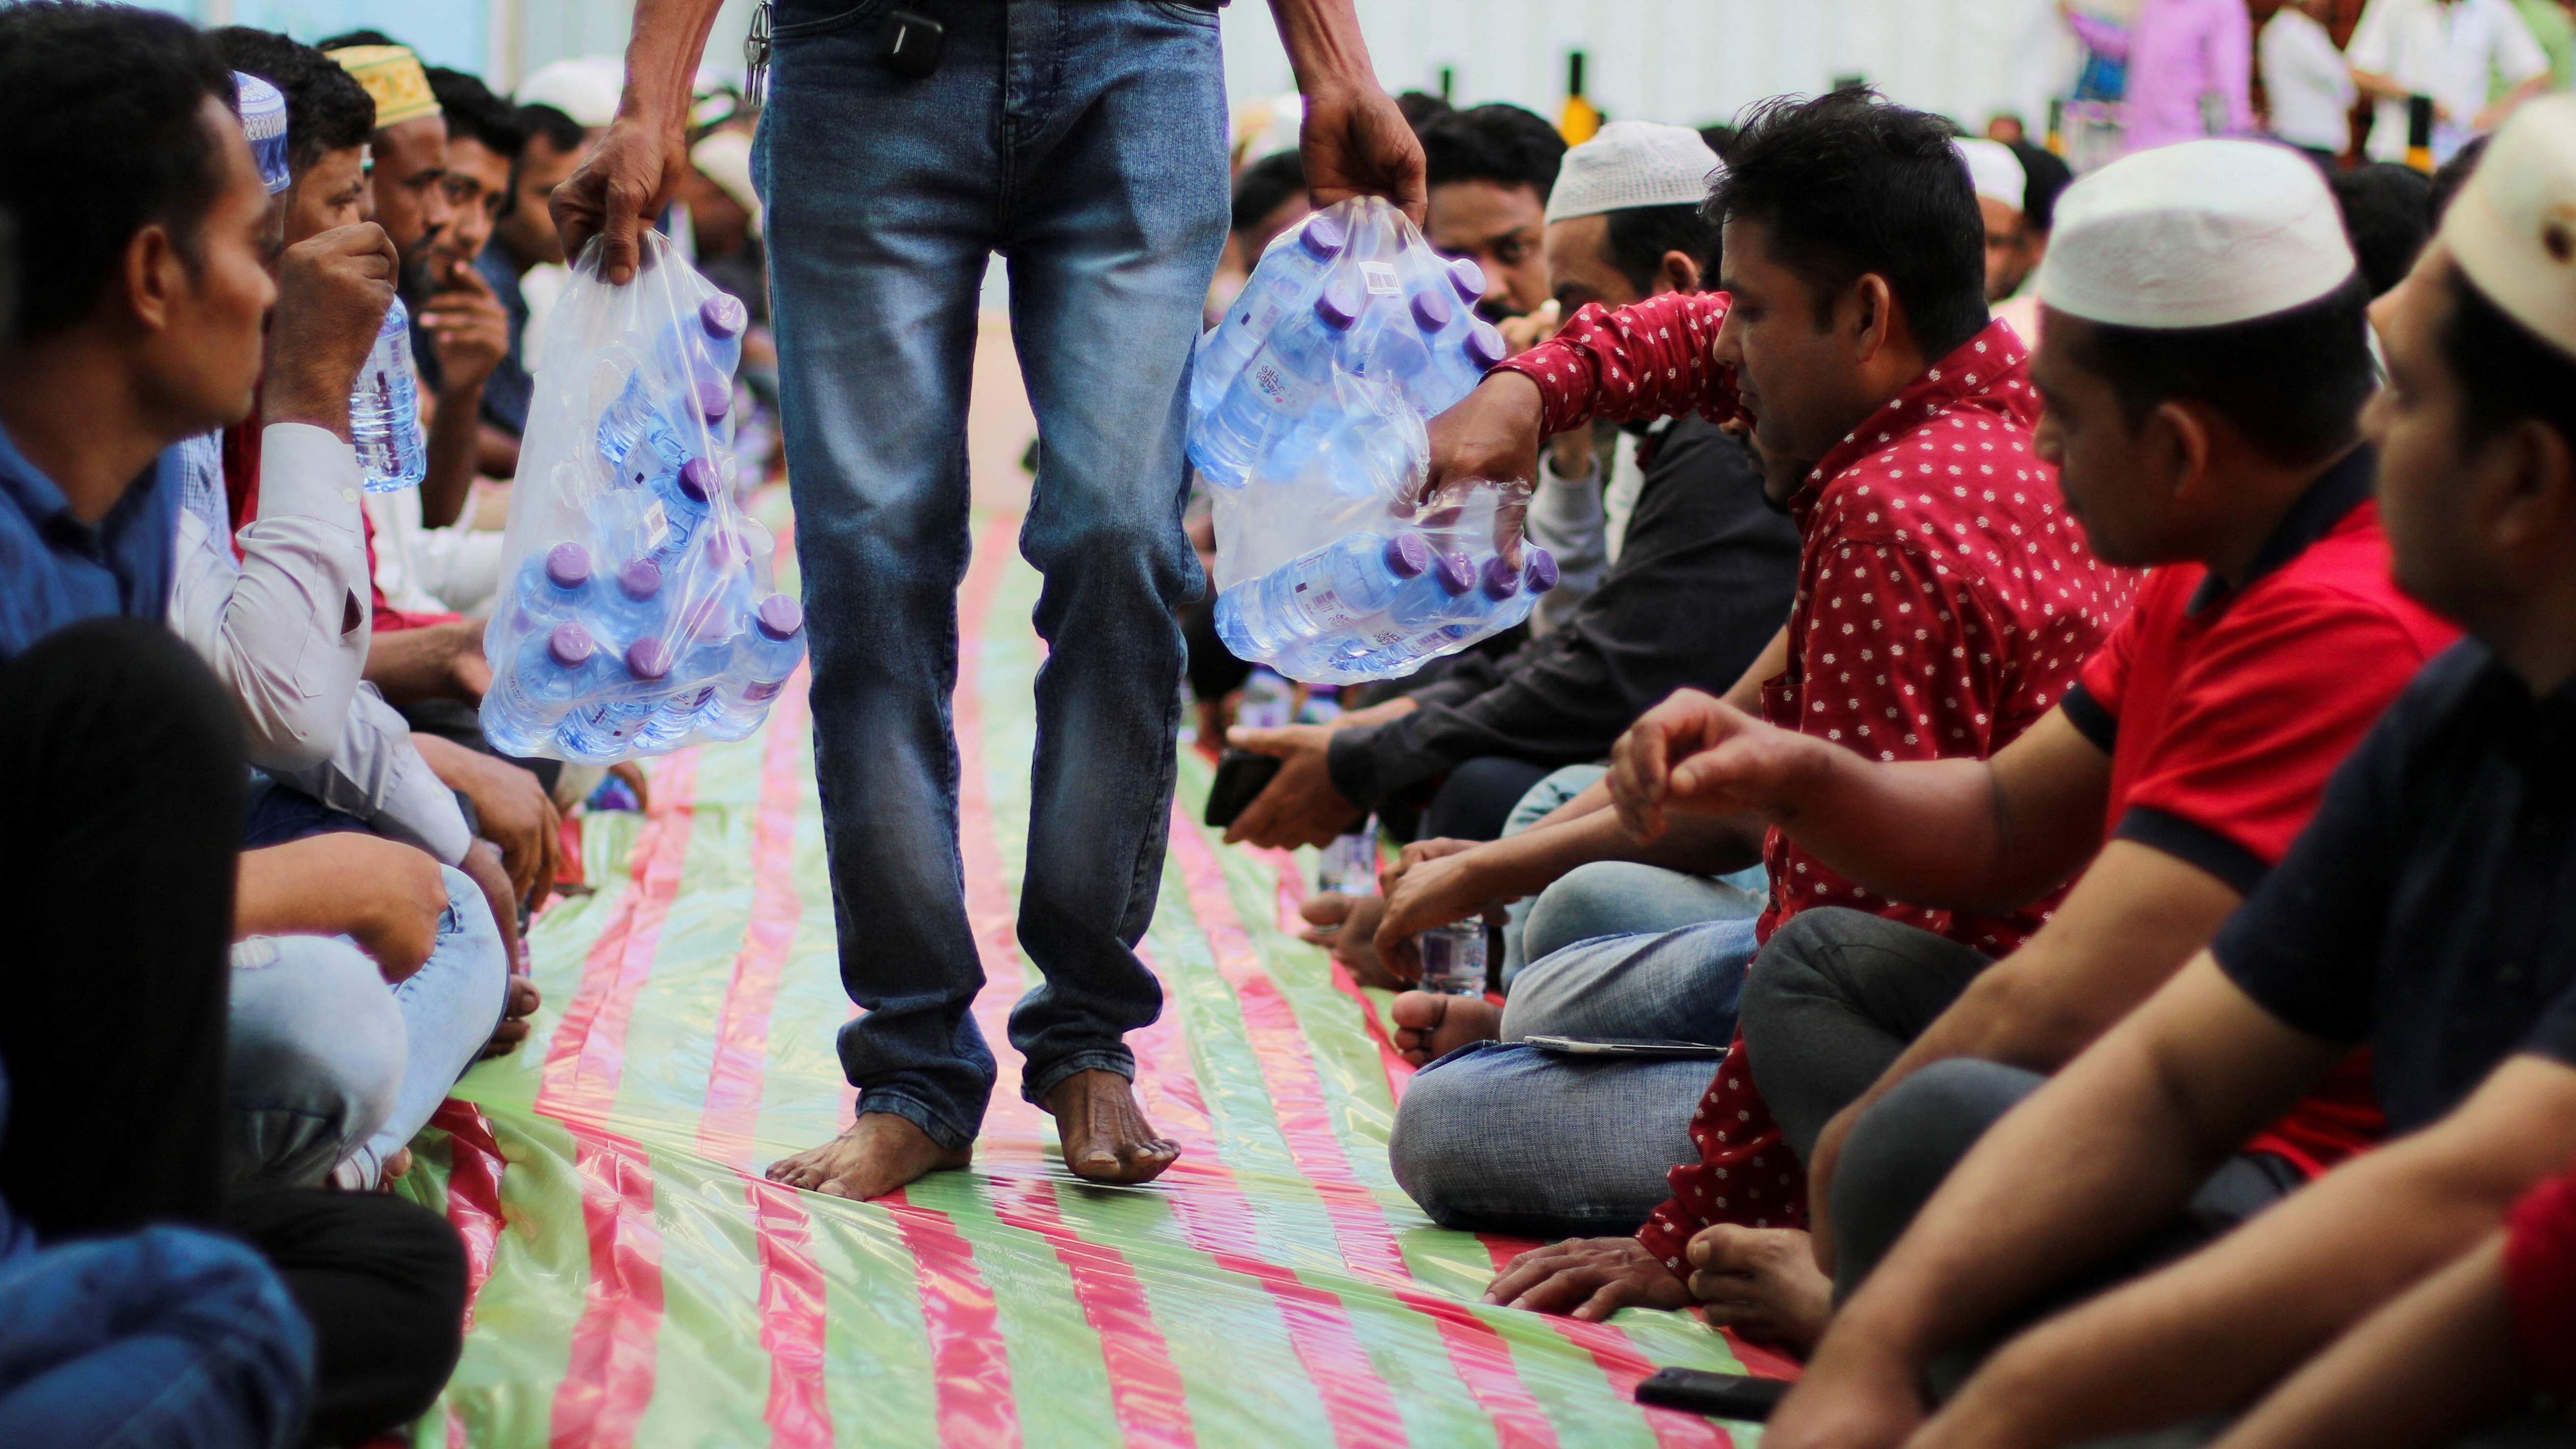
[1959,965,2120,1074]
[236,692,352,773]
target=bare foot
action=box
[383,1147,413,1186]
[1685,1224,1834,1352]
[1042,1069,1179,1185]
[479,975,544,1059]
[766,1112,971,1200]
[1388,990,1503,1066]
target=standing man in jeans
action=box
[555,0,1423,1199]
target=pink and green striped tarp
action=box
[395,509,1784,1446]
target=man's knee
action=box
[1739,907,1885,1057]
[1524,861,1679,962]
[434,865,511,1030]
[1388,1051,1487,1225]
[1830,1059,2045,1294]
[226,937,404,1186]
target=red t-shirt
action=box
[2068,460,2457,1177]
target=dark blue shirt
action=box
[473,245,532,438]
[0,422,179,659]
[2215,640,2576,1132]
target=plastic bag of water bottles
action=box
[479,232,804,763]
[1192,196,1555,687]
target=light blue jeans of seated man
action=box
[1495,765,1767,986]
[226,863,508,1189]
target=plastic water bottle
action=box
[588,557,670,648]
[1327,549,1476,661]
[696,594,807,743]
[351,296,426,492]
[630,456,722,570]
[482,622,608,755]
[1411,319,1510,416]
[1193,213,1349,413]
[556,637,675,763]
[1482,547,1561,634]
[596,295,745,480]
[1446,256,1486,309]
[1416,922,1487,995]
[514,542,595,629]
[1344,547,1558,676]
[1190,277,1364,487]
[1316,823,1379,896]
[1215,531,1434,658]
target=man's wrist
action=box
[265,374,355,440]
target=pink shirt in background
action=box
[2067,0,2257,154]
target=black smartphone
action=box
[877,9,944,79]
[1202,749,1282,830]
[1523,1036,1727,1060]
[1634,1367,1792,1421]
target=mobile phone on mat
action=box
[1522,1036,1727,1060]
[1634,1367,1792,1420]
[1202,749,1283,829]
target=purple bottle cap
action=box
[698,293,748,340]
[1448,255,1486,304]
[617,557,663,601]
[755,593,805,641]
[1429,550,1475,596]
[703,527,745,571]
[546,621,597,667]
[544,541,592,589]
[1523,547,1560,594]
[1409,285,1453,333]
[1381,532,1432,579]
[1478,555,1524,601]
[1464,318,1509,370]
[678,456,720,503]
[1298,212,1348,260]
[695,375,733,422]
[626,637,673,680]
[1316,274,1363,331]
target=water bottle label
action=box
[1247,359,1306,413]
[743,679,785,704]
[1359,262,1400,296]
[641,498,670,552]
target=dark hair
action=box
[2065,272,2375,465]
[1420,104,1567,201]
[1231,150,1305,236]
[2428,133,2492,223]
[2007,140,2073,233]
[1395,90,1453,131]
[212,27,375,175]
[518,103,587,157]
[0,3,236,341]
[2329,164,2433,298]
[1708,88,1989,358]
[314,28,399,50]
[426,66,522,159]
[1698,123,1738,163]
[2440,262,2576,451]
[1603,202,1721,295]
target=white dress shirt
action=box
[2263,8,2362,152]
[2349,0,2549,161]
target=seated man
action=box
[1225,121,1799,849]
[0,7,465,1438]
[1490,140,2457,1350]
[1759,96,2576,1449]
[1374,88,2131,1236]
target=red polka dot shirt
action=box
[1496,295,2139,1265]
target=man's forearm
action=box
[620,0,730,125]
[1723,625,1788,713]
[2351,68,2410,104]
[1481,799,1760,899]
[1267,0,1378,90]
[420,385,483,528]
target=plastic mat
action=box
[397,506,1773,1447]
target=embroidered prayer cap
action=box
[2440,94,2576,358]
[1956,138,2028,213]
[2036,138,2355,329]
[327,44,439,130]
[516,56,623,130]
[1545,121,1724,224]
[233,71,291,195]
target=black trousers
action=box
[0,619,464,1445]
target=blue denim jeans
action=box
[757,0,1228,1149]
[226,866,509,1189]
[1495,765,1767,985]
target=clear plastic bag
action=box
[1193,197,1554,686]
[479,233,804,764]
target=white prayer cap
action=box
[1545,121,1723,224]
[2439,94,2576,358]
[2035,138,2354,329]
[516,56,623,130]
[1956,138,2027,213]
[691,129,761,236]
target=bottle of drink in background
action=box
[1415,921,1487,996]
[1214,531,1435,657]
[351,295,427,493]
[1316,821,1379,896]
[1193,213,1349,414]
[695,594,807,742]
[1190,276,1364,486]
[483,621,609,756]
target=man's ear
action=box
[1661,249,1701,295]
[1850,273,1897,363]
[2492,416,2576,557]
[2147,398,2214,505]
[119,222,184,335]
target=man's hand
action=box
[1607,689,1821,842]
[264,221,401,439]
[552,113,693,285]
[1298,81,1427,225]
[455,838,523,977]
[1373,838,1496,979]
[1224,724,1365,848]
[1482,1236,1693,1320]
[1411,371,1548,557]
[1805,1104,1862,1273]
[1759,1338,1931,1449]
[1300,892,1405,988]
[416,736,562,904]
[419,258,511,398]
[237,834,450,981]
[363,620,491,707]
